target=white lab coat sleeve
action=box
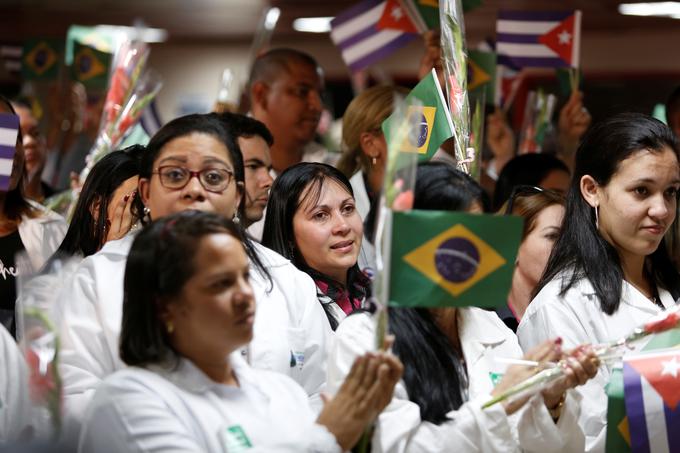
[58,261,117,428]
[518,294,607,453]
[516,390,585,453]
[78,377,209,453]
[328,314,516,453]
[0,326,32,442]
[291,268,333,413]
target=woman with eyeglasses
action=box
[328,162,599,453]
[518,113,680,452]
[496,186,566,332]
[58,113,333,438]
[79,211,403,452]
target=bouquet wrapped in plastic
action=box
[483,306,680,409]
[438,0,470,173]
[46,38,162,216]
[518,89,557,154]
[15,253,80,440]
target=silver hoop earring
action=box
[594,205,599,230]
[233,213,240,225]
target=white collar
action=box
[458,307,509,367]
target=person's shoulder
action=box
[251,241,290,268]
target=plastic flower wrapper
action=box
[15,253,79,440]
[45,39,162,216]
[463,95,485,181]
[439,0,470,174]
[482,306,680,409]
[213,68,241,113]
[518,89,557,154]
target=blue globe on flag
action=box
[408,111,429,148]
[434,237,480,283]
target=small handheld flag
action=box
[0,113,20,191]
[381,69,454,161]
[22,39,61,81]
[389,210,522,308]
[496,10,582,69]
[330,0,418,73]
[467,49,496,103]
[71,43,111,90]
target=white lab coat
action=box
[58,234,332,434]
[79,352,339,453]
[349,171,376,273]
[328,308,584,453]
[18,201,67,271]
[517,275,677,453]
[0,325,31,443]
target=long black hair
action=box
[262,162,365,329]
[120,210,246,367]
[134,112,270,287]
[57,146,142,257]
[388,161,486,423]
[536,112,680,314]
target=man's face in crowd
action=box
[240,135,273,225]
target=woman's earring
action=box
[372,155,377,165]
[233,213,240,224]
[594,205,599,230]
[143,206,151,222]
[166,320,174,334]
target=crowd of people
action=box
[0,41,679,453]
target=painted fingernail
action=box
[124,194,130,202]
[555,337,563,345]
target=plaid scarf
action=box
[304,265,371,316]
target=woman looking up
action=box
[263,163,369,330]
[518,113,680,452]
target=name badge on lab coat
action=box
[219,425,252,452]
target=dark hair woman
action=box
[58,113,334,434]
[518,113,680,452]
[262,162,370,331]
[327,161,599,452]
[79,210,402,452]
[56,145,143,258]
[0,95,65,337]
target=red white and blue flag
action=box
[496,10,582,69]
[330,0,418,73]
[623,349,680,453]
[0,113,19,191]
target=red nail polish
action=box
[123,194,130,202]
[555,337,563,345]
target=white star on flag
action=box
[391,6,403,20]
[558,30,571,45]
[661,356,680,378]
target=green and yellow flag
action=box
[389,210,522,308]
[22,39,62,81]
[70,42,111,90]
[382,70,454,161]
[468,50,496,104]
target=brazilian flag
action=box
[468,50,496,104]
[22,39,62,81]
[70,42,111,90]
[382,70,454,161]
[389,210,522,308]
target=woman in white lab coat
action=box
[79,211,402,452]
[328,162,600,453]
[0,96,66,338]
[518,113,680,452]
[58,113,332,433]
[262,163,370,331]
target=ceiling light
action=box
[293,17,333,33]
[618,2,680,19]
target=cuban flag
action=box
[496,10,582,69]
[0,113,19,191]
[330,0,418,73]
[623,349,680,453]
